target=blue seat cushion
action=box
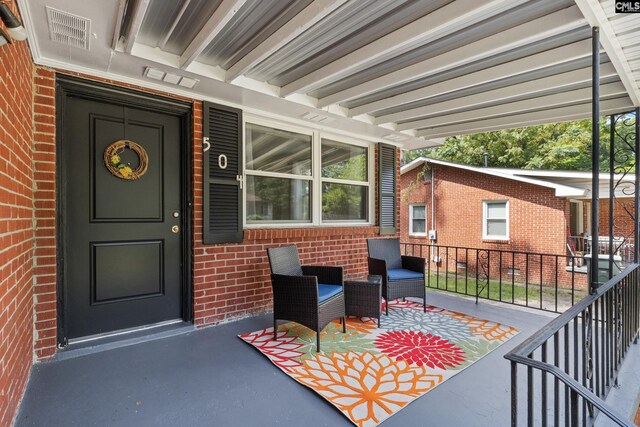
[318,284,343,302]
[388,268,424,281]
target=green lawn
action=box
[425,272,588,312]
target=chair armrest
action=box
[402,255,425,273]
[271,274,319,307]
[368,257,387,278]
[301,265,344,286]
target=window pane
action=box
[322,183,367,221]
[412,205,426,219]
[246,176,311,222]
[321,139,367,181]
[487,219,507,236]
[246,123,312,175]
[412,219,426,233]
[486,202,506,219]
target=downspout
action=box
[590,26,600,293]
[430,164,436,262]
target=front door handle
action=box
[171,225,180,234]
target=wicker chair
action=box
[267,245,346,352]
[367,238,426,315]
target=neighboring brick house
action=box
[400,157,635,285]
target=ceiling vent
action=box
[46,7,91,50]
[301,112,334,123]
[143,67,199,89]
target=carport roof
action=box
[19,0,640,149]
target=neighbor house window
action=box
[245,123,312,223]
[321,138,369,222]
[409,204,426,236]
[483,201,508,240]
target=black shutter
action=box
[203,102,243,244]
[378,143,397,235]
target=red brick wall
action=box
[32,68,57,360]
[0,13,35,426]
[400,165,430,246]
[598,197,635,239]
[400,163,583,287]
[30,71,399,357]
[191,126,396,324]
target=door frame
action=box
[55,75,193,347]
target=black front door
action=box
[61,93,184,340]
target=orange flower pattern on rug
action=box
[292,352,442,427]
[239,300,518,426]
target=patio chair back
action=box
[367,238,402,269]
[267,245,304,276]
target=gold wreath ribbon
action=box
[103,140,148,181]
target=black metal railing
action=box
[505,263,640,426]
[401,243,587,314]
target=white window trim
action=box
[409,204,427,237]
[243,116,374,228]
[482,200,509,240]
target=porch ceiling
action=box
[19,0,640,149]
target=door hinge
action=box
[236,175,243,190]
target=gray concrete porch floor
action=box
[16,292,556,427]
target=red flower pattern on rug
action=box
[375,331,466,369]
[239,328,305,371]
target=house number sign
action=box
[203,137,228,169]
[218,154,227,169]
[203,137,241,188]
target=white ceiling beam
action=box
[179,0,248,69]
[225,0,349,83]
[416,98,633,139]
[159,0,192,50]
[279,0,526,97]
[111,0,127,50]
[401,81,626,131]
[348,39,594,117]
[124,0,151,53]
[574,0,640,106]
[382,63,618,126]
[318,6,586,108]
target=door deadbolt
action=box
[171,225,180,233]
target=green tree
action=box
[403,116,637,171]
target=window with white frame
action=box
[245,123,313,223]
[244,121,372,226]
[409,205,426,236]
[321,138,369,222]
[483,201,508,240]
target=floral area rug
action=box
[239,300,518,426]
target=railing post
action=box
[634,107,639,264]
[570,390,579,426]
[590,26,601,294]
[511,361,518,427]
[609,113,615,279]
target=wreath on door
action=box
[103,140,149,181]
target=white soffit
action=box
[18,0,639,150]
